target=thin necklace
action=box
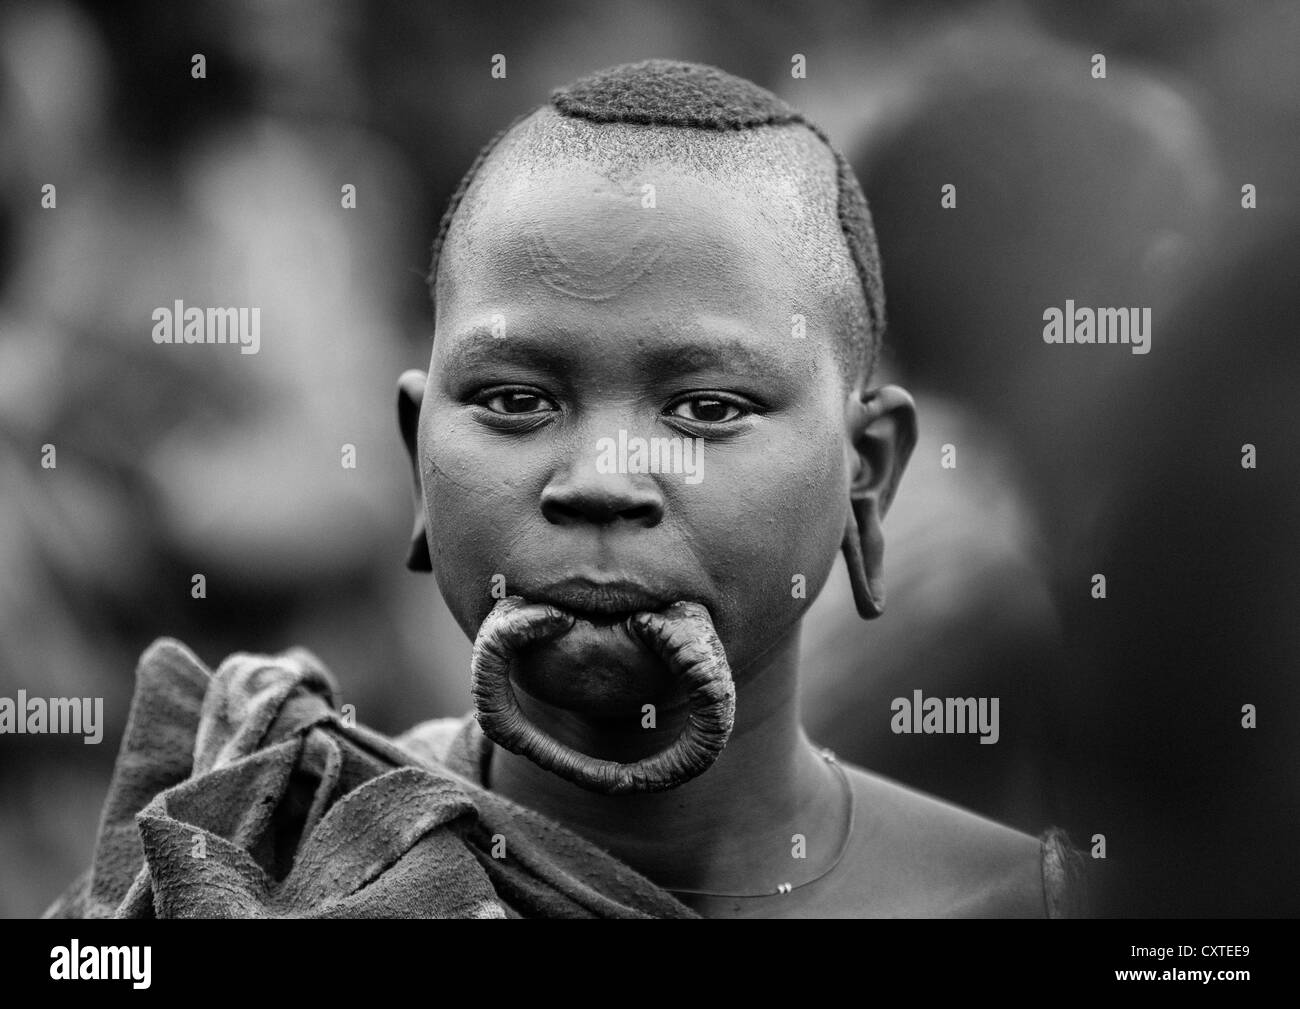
[665,747,855,899]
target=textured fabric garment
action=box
[1040,826,1088,919]
[42,638,698,919]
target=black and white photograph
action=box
[0,0,1295,984]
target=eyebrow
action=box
[643,337,779,377]
[438,329,574,379]
[439,327,784,381]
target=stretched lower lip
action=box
[567,609,638,628]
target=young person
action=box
[48,61,1081,919]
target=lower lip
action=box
[566,609,639,628]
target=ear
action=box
[398,369,432,572]
[841,384,917,618]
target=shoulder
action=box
[837,764,1062,917]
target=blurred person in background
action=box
[799,10,1222,847]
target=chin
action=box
[511,618,684,719]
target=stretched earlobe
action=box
[405,519,432,572]
[397,370,433,573]
[841,383,915,620]
[841,501,886,620]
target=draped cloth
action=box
[42,638,699,919]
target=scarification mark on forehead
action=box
[519,209,668,303]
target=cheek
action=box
[420,413,530,626]
[689,424,848,647]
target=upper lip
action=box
[522,576,680,617]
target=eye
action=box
[667,396,747,424]
[480,389,556,415]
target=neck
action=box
[487,625,837,893]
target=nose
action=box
[540,456,665,529]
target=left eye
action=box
[482,390,555,414]
[668,398,745,423]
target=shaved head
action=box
[428,60,886,386]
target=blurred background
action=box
[1,0,1296,917]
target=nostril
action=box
[540,498,585,526]
[619,502,661,527]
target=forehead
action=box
[435,112,851,352]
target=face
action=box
[417,159,853,719]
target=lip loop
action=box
[470,596,736,794]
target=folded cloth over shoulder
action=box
[43,638,699,919]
